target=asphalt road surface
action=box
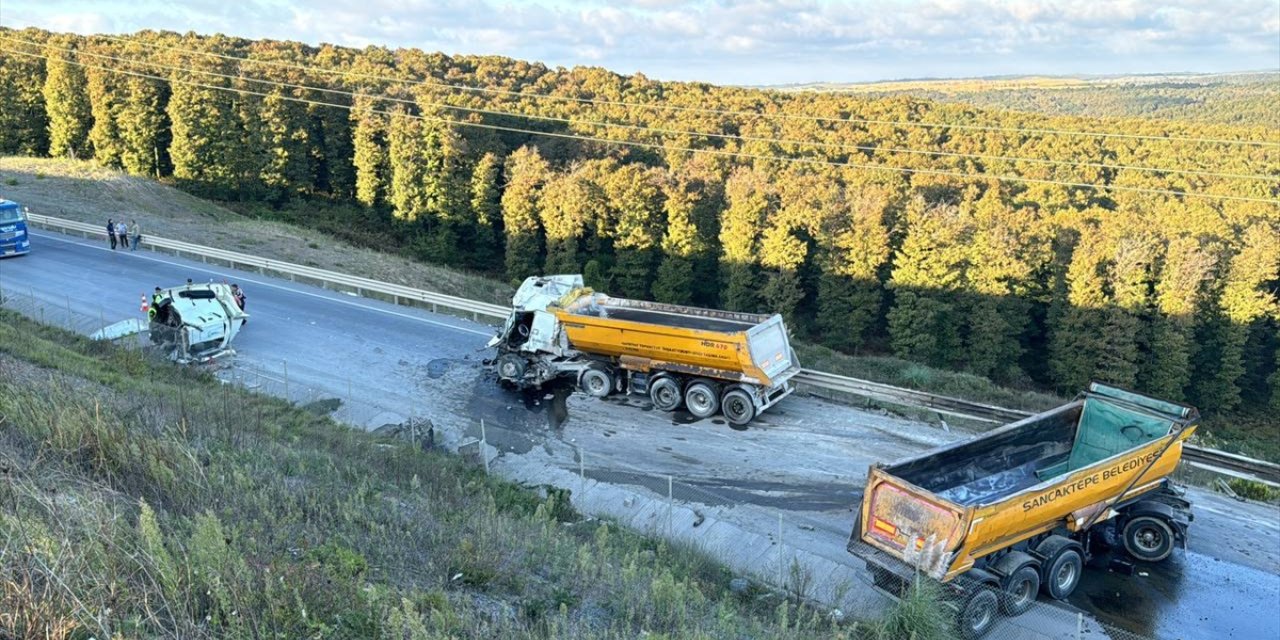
[3,229,1277,640]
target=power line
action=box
[41,29,1280,149]
[5,47,1278,206]
[7,34,1276,185]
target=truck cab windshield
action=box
[0,207,23,224]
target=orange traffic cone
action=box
[140,294,149,314]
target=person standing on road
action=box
[131,219,142,251]
[116,221,130,250]
[107,219,117,250]
[231,283,246,311]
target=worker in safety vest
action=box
[149,287,163,321]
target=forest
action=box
[788,72,1280,127]
[0,27,1277,435]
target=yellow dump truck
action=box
[488,275,799,425]
[847,382,1198,638]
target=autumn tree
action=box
[501,145,550,283]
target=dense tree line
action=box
[1,27,1277,419]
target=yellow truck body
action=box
[553,293,793,387]
[848,383,1198,636]
[490,275,799,425]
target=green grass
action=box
[0,310,954,639]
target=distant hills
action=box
[769,72,1279,127]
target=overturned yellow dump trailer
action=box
[848,382,1198,638]
[488,275,799,425]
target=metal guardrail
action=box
[1183,445,1280,486]
[28,214,1280,488]
[794,369,1032,424]
[27,213,510,321]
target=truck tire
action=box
[649,376,683,411]
[496,354,527,382]
[579,367,614,398]
[1122,516,1175,562]
[1000,565,1040,616]
[957,587,999,639]
[1041,547,1083,600]
[721,389,756,426]
[684,381,720,419]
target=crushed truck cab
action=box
[149,283,249,363]
[489,275,800,425]
[848,382,1198,638]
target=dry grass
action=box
[0,309,955,639]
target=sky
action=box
[1,0,1277,85]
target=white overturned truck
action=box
[488,275,800,425]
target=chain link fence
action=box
[0,289,1163,639]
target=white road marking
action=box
[30,231,493,337]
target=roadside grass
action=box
[0,310,955,639]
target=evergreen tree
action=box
[501,146,550,283]
[1194,223,1280,412]
[1093,233,1158,389]
[539,170,603,275]
[167,41,241,197]
[0,45,49,155]
[651,177,701,304]
[386,107,427,222]
[1143,236,1216,400]
[117,75,168,178]
[469,152,503,270]
[961,189,1047,380]
[604,164,664,298]
[42,37,92,159]
[718,167,772,312]
[351,95,388,208]
[85,53,124,168]
[887,197,971,366]
[1049,225,1109,392]
[814,185,891,352]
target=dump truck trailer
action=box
[847,382,1198,638]
[488,275,800,425]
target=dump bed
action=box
[850,383,1198,581]
[556,294,798,387]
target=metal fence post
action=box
[282,360,290,401]
[1077,611,1084,639]
[778,512,785,587]
[480,419,490,475]
[667,475,674,536]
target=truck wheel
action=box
[957,587,999,639]
[684,381,719,419]
[1122,516,1175,562]
[1041,548,1082,600]
[1000,565,1040,616]
[579,367,614,398]
[721,389,755,426]
[649,376,683,411]
[496,354,527,382]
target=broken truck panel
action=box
[849,382,1198,635]
[489,274,800,426]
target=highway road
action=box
[3,229,1278,640]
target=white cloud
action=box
[2,0,1275,83]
